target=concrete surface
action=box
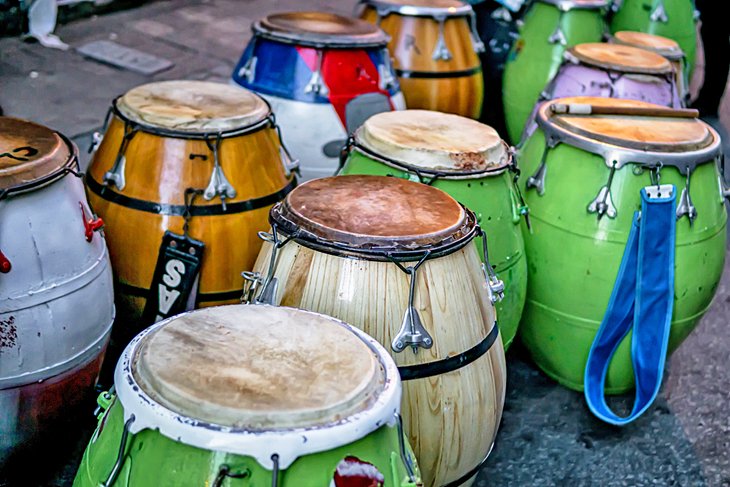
[1,1,729,486]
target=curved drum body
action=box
[518,97,726,392]
[339,110,527,349]
[232,12,405,181]
[611,30,688,102]
[360,0,485,118]
[74,305,422,486]
[503,0,607,143]
[86,81,294,338]
[246,176,507,487]
[0,118,114,464]
[610,0,696,77]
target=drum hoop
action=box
[268,202,480,262]
[363,0,473,18]
[0,131,80,199]
[536,0,609,10]
[114,305,402,470]
[111,96,275,140]
[350,135,513,180]
[536,106,723,173]
[252,23,389,49]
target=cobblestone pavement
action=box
[1,1,729,485]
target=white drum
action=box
[0,117,115,464]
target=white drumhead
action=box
[116,80,269,133]
[357,110,507,172]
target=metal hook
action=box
[468,11,486,53]
[526,142,550,195]
[101,415,135,487]
[271,454,280,487]
[587,163,618,219]
[390,253,434,354]
[378,48,397,91]
[432,16,452,61]
[103,122,137,190]
[478,228,505,303]
[676,166,697,224]
[395,413,418,484]
[304,50,329,96]
[203,133,237,209]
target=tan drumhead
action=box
[370,0,464,8]
[0,117,74,191]
[281,175,466,246]
[544,97,713,152]
[116,81,269,133]
[357,110,508,172]
[133,305,384,429]
[255,12,388,47]
[570,43,672,74]
[613,31,683,60]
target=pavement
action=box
[1,1,729,486]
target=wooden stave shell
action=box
[253,237,506,487]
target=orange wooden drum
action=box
[85,81,295,340]
[359,0,485,118]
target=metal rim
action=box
[536,0,609,10]
[363,0,473,17]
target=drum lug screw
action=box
[650,2,669,23]
[391,254,434,354]
[676,168,697,224]
[0,249,11,274]
[431,16,453,61]
[80,202,104,242]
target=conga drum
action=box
[245,176,507,487]
[503,0,608,143]
[610,0,696,78]
[339,110,527,350]
[518,96,726,396]
[611,30,688,102]
[0,118,114,463]
[232,12,405,182]
[85,81,295,340]
[74,305,423,486]
[359,0,485,118]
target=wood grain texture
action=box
[86,115,293,322]
[361,6,484,118]
[253,239,506,487]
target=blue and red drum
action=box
[232,12,405,181]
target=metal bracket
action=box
[378,49,397,91]
[676,169,697,223]
[548,24,567,46]
[479,228,505,304]
[587,164,618,219]
[242,228,296,305]
[468,11,486,53]
[391,254,434,354]
[203,134,236,210]
[395,413,418,484]
[432,16,452,61]
[304,50,329,96]
[238,56,258,84]
[103,123,136,191]
[650,1,668,23]
[101,415,135,487]
[526,143,550,195]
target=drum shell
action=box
[85,115,294,331]
[361,6,484,118]
[503,2,605,143]
[340,150,527,350]
[232,37,405,181]
[252,240,506,487]
[610,0,697,78]
[518,128,727,393]
[0,174,114,463]
[74,394,417,486]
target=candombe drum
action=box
[232,12,405,181]
[74,305,423,486]
[85,81,295,340]
[610,0,697,78]
[339,110,527,350]
[0,117,114,463]
[245,176,507,487]
[359,0,485,118]
[612,30,688,102]
[518,96,726,396]
[503,0,608,144]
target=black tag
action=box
[141,231,205,325]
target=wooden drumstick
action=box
[551,103,700,119]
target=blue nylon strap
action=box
[584,186,676,425]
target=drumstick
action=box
[550,103,699,119]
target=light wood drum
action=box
[85,80,296,342]
[359,0,485,118]
[246,175,507,487]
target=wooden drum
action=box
[85,81,296,339]
[245,175,507,487]
[360,0,485,118]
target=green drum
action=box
[339,109,528,349]
[74,305,422,486]
[502,0,608,144]
[518,96,726,393]
[610,0,697,78]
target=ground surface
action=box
[1,1,729,486]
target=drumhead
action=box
[116,81,270,133]
[613,31,683,61]
[132,305,384,429]
[271,175,475,255]
[0,117,75,191]
[356,110,508,173]
[570,43,672,74]
[363,0,472,16]
[539,97,715,153]
[254,12,388,47]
